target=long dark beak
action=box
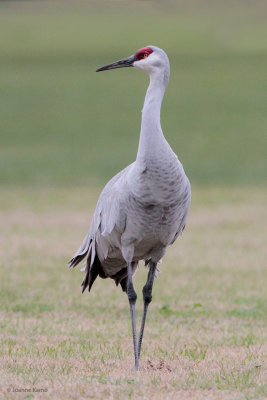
[96,55,136,72]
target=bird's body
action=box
[69,46,191,370]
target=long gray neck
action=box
[136,72,168,163]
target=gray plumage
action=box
[69,45,191,370]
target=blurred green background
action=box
[0,0,266,187]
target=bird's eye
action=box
[134,47,153,61]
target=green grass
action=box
[0,1,267,399]
[0,1,267,187]
[0,186,266,399]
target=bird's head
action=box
[96,45,170,83]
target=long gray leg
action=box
[138,261,157,359]
[127,262,139,370]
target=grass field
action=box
[0,187,266,399]
[0,1,266,186]
[0,1,267,399]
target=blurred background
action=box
[1,2,267,397]
[1,0,266,188]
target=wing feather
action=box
[68,163,132,269]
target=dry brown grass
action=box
[0,186,266,399]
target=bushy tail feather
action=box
[69,233,137,294]
[68,233,91,269]
[69,233,107,293]
[81,253,102,293]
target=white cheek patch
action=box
[133,54,161,72]
[133,59,148,71]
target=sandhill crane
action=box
[69,46,191,370]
